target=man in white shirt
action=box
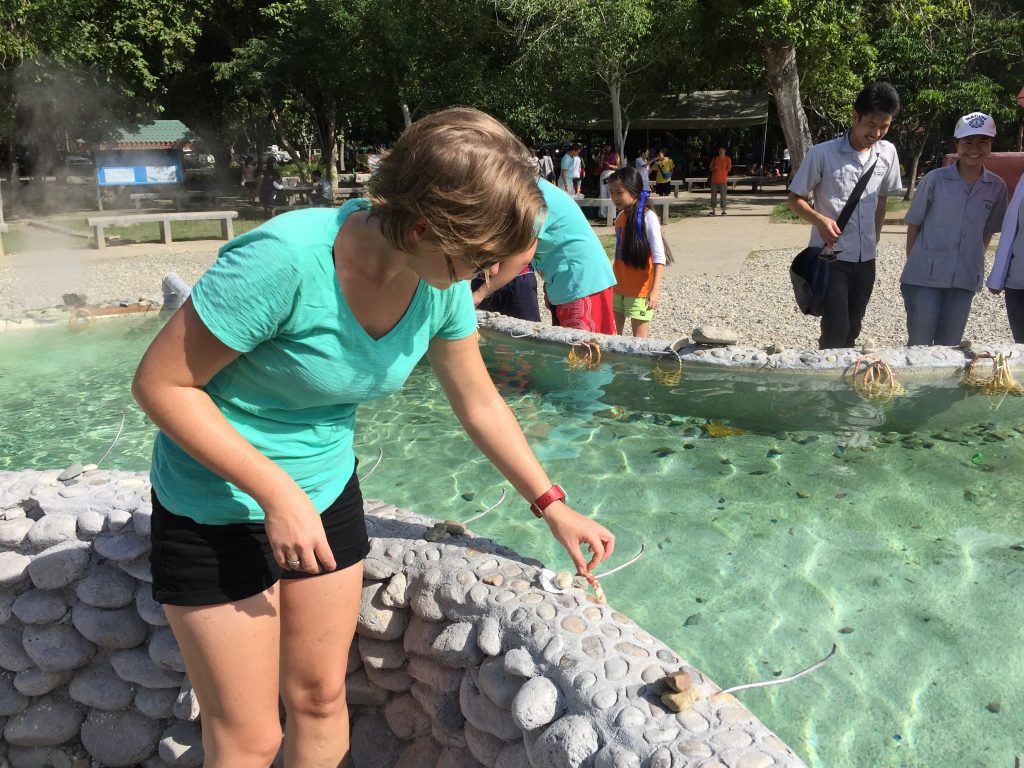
[788,81,904,349]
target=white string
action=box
[720,644,837,696]
[357,448,384,481]
[95,413,126,467]
[464,489,506,523]
[593,544,645,578]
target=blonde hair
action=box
[365,108,544,275]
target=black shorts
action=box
[149,471,370,606]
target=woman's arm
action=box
[427,334,615,572]
[132,299,335,573]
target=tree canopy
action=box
[1,0,1022,182]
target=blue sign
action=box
[93,149,183,187]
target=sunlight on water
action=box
[1,318,1022,768]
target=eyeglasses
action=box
[817,244,841,262]
[467,256,503,274]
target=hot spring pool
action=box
[2,316,1022,768]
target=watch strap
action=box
[530,484,566,518]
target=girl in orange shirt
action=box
[607,166,674,337]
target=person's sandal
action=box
[707,210,716,216]
[721,210,727,215]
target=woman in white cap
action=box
[900,112,1007,345]
[985,161,1024,342]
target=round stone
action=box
[591,688,617,709]
[27,541,90,589]
[531,714,599,768]
[135,589,168,626]
[0,520,34,548]
[0,552,32,586]
[12,590,68,625]
[158,719,205,767]
[560,616,585,634]
[582,607,602,621]
[615,706,646,728]
[13,668,69,697]
[3,696,85,746]
[614,642,649,657]
[511,675,561,730]
[81,709,160,766]
[680,739,712,758]
[149,627,186,672]
[735,752,775,768]
[134,687,178,720]
[712,729,753,749]
[75,565,136,608]
[535,603,556,620]
[93,532,150,562]
[581,636,605,658]
[110,648,183,689]
[22,624,95,672]
[643,727,679,744]
[69,664,134,710]
[0,673,29,716]
[71,604,148,650]
[676,709,709,732]
[0,626,34,672]
[573,671,597,691]
[27,514,77,548]
[604,657,628,681]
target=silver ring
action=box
[287,559,301,567]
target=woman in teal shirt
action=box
[133,108,615,767]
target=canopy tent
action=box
[582,90,769,131]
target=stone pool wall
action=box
[477,312,1024,377]
[0,468,805,768]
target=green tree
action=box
[689,0,871,172]
[496,0,688,160]
[870,0,1024,197]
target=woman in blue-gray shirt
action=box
[132,108,615,767]
[901,112,1007,346]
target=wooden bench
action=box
[670,177,744,197]
[87,210,238,249]
[574,196,693,226]
[573,197,618,226]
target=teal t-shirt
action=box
[151,199,478,524]
[533,179,616,305]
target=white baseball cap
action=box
[954,112,997,139]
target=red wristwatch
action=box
[530,485,566,518]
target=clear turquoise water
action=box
[2,318,1023,768]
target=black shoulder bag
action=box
[790,159,878,316]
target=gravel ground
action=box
[641,242,1013,349]
[1,238,1015,349]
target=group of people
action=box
[241,155,335,213]
[788,81,1022,350]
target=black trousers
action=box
[819,259,875,350]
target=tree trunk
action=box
[763,41,813,174]
[401,103,413,130]
[607,70,627,163]
[904,128,930,201]
[269,110,308,178]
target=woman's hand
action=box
[647,288,660,310]
[542,502,615,573]
[262,490,336,574]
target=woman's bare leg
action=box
[613,311,626,335]
[631,318,650,337]
[164,589,284,767]
[279,561,364,767]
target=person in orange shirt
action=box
[607,166,674,337]
[708,146,732,216]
